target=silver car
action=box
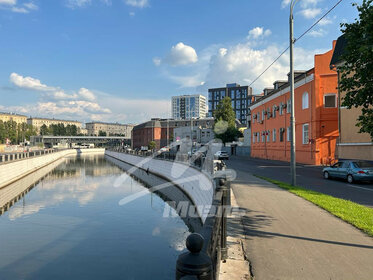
[323,160,373,183]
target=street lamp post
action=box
[289,0,298,186]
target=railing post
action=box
[215,177,230,261]
[176,233,213,280]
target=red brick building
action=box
[249,41,339,165]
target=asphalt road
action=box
[227,156,373,208]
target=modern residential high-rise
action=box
[172,94,207,119]
[208,83,253,125]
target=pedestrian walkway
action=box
[227,159,373,280]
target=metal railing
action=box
[107,146,230,279]
[176,177,230,280]
[0,148,57,164]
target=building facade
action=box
[250,41,339,165]
[208,83,253,126]
[0,112,27,125]
[132,118,214,150]
[27,117,82,134]
[172,94,207,119]
[173,127,214,145]
[86,122,134,137]
[330,35,373,161]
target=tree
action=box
[148,141,156,150]
[40,124,49,135]
[339,0,373,139]
[214,97,236,127]
[213,97,241,144]
[98,130,107,136]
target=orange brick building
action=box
[249,41,339,165]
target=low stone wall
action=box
[105,151,214,223]
[0,148,105,189]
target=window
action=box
[287,99,291,113]
[272,105,277,118]
[279,102,283,115]
[257,133,260,142]
[262,132,265,143]
[273,128,276,142]
[262,110,265,121]
[287,126,291,141]
[266,131,270,142]
[324,94,336,108]
[302,123,309,144]
[280,129,284,142]
[253,134,255,143]
[302,92,309,109]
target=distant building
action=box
[172,94,207,119]
[27,117,82,134]
[132,118,214,150]
[330,35,373,161]
[250,40,339,165]
[174,126,214,145]
[208,83,254,126]
[0,112,27,125]
[86,122,134,137]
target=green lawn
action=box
[255,175,373,237]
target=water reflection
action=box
[0,154,189,280]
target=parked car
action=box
[214,151,229,160]
[323,160,373,183]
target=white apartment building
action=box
[172,94,207,120]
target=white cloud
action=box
[11,6,28,13]
[152,57,161,66]
[281,0,291,8]
[78,87,96,101]
[125,0,149,8]
[247,27,272,39]
[23,2,38,10]
[163,42,198,66]
[0,0,16,5]
[308,28,326,37]
[10,73,56,91]
[299,8,322,19]
[66,0,91,9]
[319,16,336,26]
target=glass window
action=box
[236,90,240,99]
[280,129,284,142]
[287,126,291,142]
[272,105,276,118]
[221,90,225,98]
[253,134,255,143]
[324,94,336,108]
[302,92,309,109]
[303,123,309,144]
[262,132,265,142]
[237,100,241,109]
[279,102,283,115]
[266,131,270,142]
[231,100,235,108]
[273,128,276,142]
[287,99,291,113]
[257,133,260,142]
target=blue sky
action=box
[0,0,361,124]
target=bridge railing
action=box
[107,146,230,279]
[0,148,57,164]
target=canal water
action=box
[0,154,190,280]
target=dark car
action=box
[323,160,373,183]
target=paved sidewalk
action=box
[227,160,373,280]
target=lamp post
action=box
[289,0,299,186]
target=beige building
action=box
[0,112,27,125]
[330,35,373,160]
[86,122,134,138]
[27,117,82,134]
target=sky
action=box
[0,0,362,125]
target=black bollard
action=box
[176,233,213,280]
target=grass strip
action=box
[255,175,373,237]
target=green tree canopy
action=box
[213,97,241,144]
[148,141,156,150]
[339,0,373,139]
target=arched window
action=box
[302,92,309,109]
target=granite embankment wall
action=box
[0,148,105,190]
[105,151,215,223]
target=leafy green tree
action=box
[40,124,49,135]
[214,97,236,127]
[148,141,156,150]
[98,130,107,136]
[213,97,241,144]
[339,0,373,139]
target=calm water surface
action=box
[0,154,189,280]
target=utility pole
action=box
[289,0,298,186]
